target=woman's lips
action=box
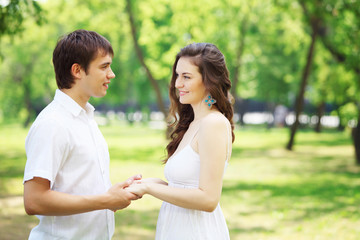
[179,91,188,96]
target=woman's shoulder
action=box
[201,112,230,130]
[197,112,231,148]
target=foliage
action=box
[0,0,44,38]
[335,103,358,127]
[0,0,358,123]
[0,0,359,165]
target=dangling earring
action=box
[204,95,216,109]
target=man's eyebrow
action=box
[100,62,111,66]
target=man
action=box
[23,29,140,239]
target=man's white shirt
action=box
[24,89,114,240]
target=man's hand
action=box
[106,174,142,212]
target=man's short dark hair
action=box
[52,29,114,89]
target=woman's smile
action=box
[178,90,189,96]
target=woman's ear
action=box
[71,63,82,79]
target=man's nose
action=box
[108,69,115,79]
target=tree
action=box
[0,0,43,38]
[0,32,54,126]
[125,0,167,117]
[286,0,322,150]
[314,0,360,163]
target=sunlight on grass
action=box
[1,123,360,239]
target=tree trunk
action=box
[125,0,167,118]
[267,102,276,129]
[352,114,360,165]
[314,101,325,133]
[231,17,248,99]
[286,17,319,150]
[231,17,248,127]
[235,98,246,126]
[23,80,33,128]
[14,61,35,128]
[335,107,345,131]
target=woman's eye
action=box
[184,76,190,79]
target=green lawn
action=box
[0,123,359,239]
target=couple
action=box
[23,29,234,240]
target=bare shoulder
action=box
[197,112,231,153]
[200,112,230,134]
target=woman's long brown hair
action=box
[165,43,235,163]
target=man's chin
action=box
[94,91,107,98]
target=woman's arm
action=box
[127,115,230,212]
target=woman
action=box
[127,42,235,239]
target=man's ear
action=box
[71,63,83,79]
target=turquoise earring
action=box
[204,95,216,109]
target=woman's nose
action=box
[175,78,183,89]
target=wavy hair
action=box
[165,43,235,162]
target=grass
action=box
[0,123,359,239]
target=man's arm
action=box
[24,175,141,216]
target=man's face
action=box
[79,51,115,99]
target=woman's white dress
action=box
[155,124,231,240]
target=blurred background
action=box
[1,0,360,150]
[1,0,360,155]
[0,0,360,239]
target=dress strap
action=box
[189,118,232,161]
[189,124,201,146]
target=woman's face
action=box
[175,57,207,106]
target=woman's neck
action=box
[191,101,218,121]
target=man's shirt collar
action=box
[54,89,95,117]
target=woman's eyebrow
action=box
[182,72,192,75]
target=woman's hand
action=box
[126,182,148,197]
[125,178,167,197]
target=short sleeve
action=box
[23,118,70,188]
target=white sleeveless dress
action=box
[155,123,231,240]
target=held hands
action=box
[125,180,147,197]
[106,174,142,212]
[125,178,168,197]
